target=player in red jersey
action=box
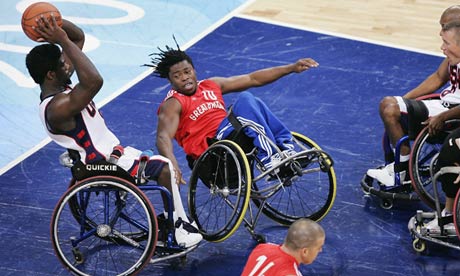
[146,42,319,184]
[241,218,325,276]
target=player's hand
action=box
[34,13,67,43]
[173,166,187,185]
[424,114,444,136]
[293,58,319,73]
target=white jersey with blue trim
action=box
[440,63,460,104]
[39,89,120,164]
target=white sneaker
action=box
[425,211,455,234]
[260,153,282,170]
[366,163,405,187]
[174,217,203,248]
[282,149,297,158]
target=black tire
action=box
[453,187,460,239]
[410,126,448,209]
[188,140,252,242]
[51,176,157,276]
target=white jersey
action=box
[439,63,460,104]
[39,88,120,164]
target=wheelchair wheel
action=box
[188,140,252,242]
[252,132,337,225]
[51,176,157,276]
[410,125,449,210]
[453,188,460,239]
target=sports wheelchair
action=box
[408,158,460,253]
[361,94,460,209]
[50,153,197,276]
[187,120,336,243]
[361,122,457,209]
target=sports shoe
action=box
[366,163,405,187]
[425,211,455,234]
[259,149,300,173]
[282,149,297,158]
[174,217,202,248]
[259,153,282,171]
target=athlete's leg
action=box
[379,96,410,156]
[368,97,429,186]
[120,147,202,247]
[216,92,293,163]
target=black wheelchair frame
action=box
[408,159,460,253]
[362,120,460,210]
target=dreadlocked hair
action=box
[143,36,194,79]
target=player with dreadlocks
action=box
[146,40,319,184]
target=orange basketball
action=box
[21,2,63,41]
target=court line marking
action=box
[236,13,444,58]
[2,0,441,176]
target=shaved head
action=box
[284,218,325,250]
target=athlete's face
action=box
[54,55,72,86]
[441,29,460,65]
[168,60,197,95]
[300,236,325,265]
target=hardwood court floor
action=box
[242,0,459,54]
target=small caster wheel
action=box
[412,238,426,253]
[72,247,84,264]
[380,199,393,209]
[254,234,266,244]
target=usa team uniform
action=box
[396,63,460,120]
[39,88,167,180]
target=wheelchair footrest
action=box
[150,244,198,264]
[361,174,419,201]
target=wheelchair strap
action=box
[394,161,408,173]
[439,215,453,225]
[227,106,243,133]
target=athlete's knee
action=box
[379,96,400,120]
[157,162,173,189]
[237,91,257,104]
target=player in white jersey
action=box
[367,5,460,188]
[26,16,201,248]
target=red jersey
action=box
[159,80,227,159]
[241,243,302,276]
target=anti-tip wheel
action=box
[412,238,426,253]
[254,234,266,244]
[380,198,393,209]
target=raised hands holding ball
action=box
[21,2,63,42]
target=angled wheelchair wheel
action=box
[410,125,451,210]
[188,140,252,242]
[252,132,337,225]
[453,187,460,239]
[51,176,157,276]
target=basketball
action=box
[21,2,63,41]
